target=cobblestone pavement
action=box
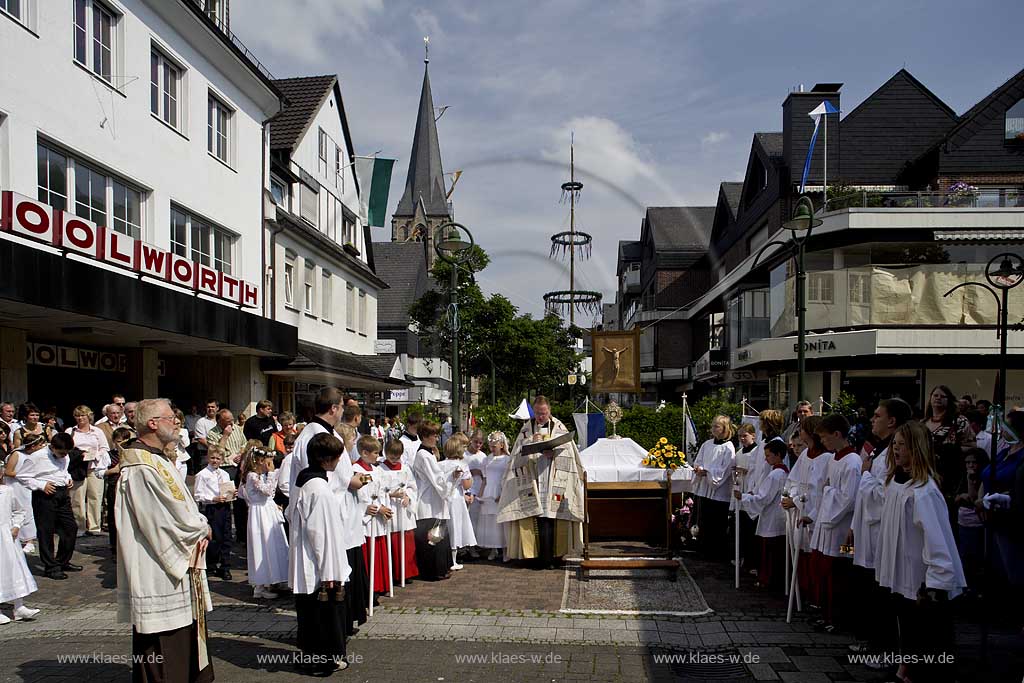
[1,537,1019,682]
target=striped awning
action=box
[934,229,1024,241]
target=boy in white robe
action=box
[115,399,213,683]
[781,416,831,609]
[289,432,352,676]
[809,414,861,632]
[735,440,789,589]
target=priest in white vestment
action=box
[497,396,584,568]
[116,399,213,683]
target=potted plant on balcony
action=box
[946,181,979,207]
[343,242,360,257]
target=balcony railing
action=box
[826,187,1023,211]
[189,0,276,82]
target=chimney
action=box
[782,83,841,190]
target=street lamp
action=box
[434,222,475,431]
[752,195,822,406]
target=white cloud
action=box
[701,130,730,148]
[412,8,444,42]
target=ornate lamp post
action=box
[434,222,475,431]
[752,195,822,405]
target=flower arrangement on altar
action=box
[642,437,686,470]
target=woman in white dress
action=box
[877,421,966,683]
[476,431,510,560]
[242,446,289,599]
[0,480,40,623]
[440,435,476,569]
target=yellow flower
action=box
[659,437,668,445]
[659,462,667,468]
[642,459,650,466]
[669,463,678,470]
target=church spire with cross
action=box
[391,37,452,265]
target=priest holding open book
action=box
[498,395,585,569]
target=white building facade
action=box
[0,0,295,413]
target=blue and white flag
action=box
[799,101,839,193]
[573,412,606,449]
[509,398,534,421]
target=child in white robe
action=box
[735,439,789,589]
[289,432,352,676]
[809,414,862,632]
[3,443,37,555]
[440,435,476,569]
[242,446,289,599]
[0,481,40,623]
[877,421,966,683]
[691,415,736,560]
[733,423,761,574]
[377,439,419,582]
[463,429,488,556]
[781,416,831,607]
[476,432,511,560]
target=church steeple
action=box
[393,52,450,221]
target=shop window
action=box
[807,272,834,304]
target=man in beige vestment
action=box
[497,396,584,568]
[116,399,213,683]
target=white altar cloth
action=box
[579,438,693,493]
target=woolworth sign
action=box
[1,191,260,308]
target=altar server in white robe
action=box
[0,479,40,623]
[116,399,213,683]
[877,421,966,683]
[733,423,761,574]
[847,398,911,653]
[692,415,736,560]
[398,414,421,467]
[735,439,789,589]
[476,432,511,560]
[781,416,831,606]
[288,432,352,676]
[412,421,456,580]
[334,423,371,632]
[809,414,862,632]
[378,438,419,581]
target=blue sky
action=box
[235,0,1024,319]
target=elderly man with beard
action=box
[116,399,213,683]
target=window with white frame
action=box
[284,251,296,308]
[1,0,21,22]
[37,145,69,212]
[318,129,329,176]
[207,94,231,163]
[270,176,288,209]
[346,283,355,330]
[169,205,235,274]
[203,0,226,27]
[37,142,142,238]
[150,49,182,130]
[849,272,871,305]
[335,144,343,190]
[321,270,332,321]
[304,261,315,313]
[808,272,834,304]
[74,0,115,83]
[1006,99,1024,141]
[358,290,367,334]
[299,183,318,225]
[343,215,357,247]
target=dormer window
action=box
[1006,99,1024,141]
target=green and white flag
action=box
[354,156,395,227]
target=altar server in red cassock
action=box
[354,435,392,595]
[378,439,418,581]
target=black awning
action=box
[262,341,412,390]
[0,239,296,357]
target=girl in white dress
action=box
[476,431,511,560]
[463,429,488,556]
[0,479,40,623]
[440,435,476,569]
[692,415,736,560]
[242,446,289,599]
[877,421,966,683]
[735,439,789,589]
[3,443,37,555]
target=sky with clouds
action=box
[233,0,1024,319]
